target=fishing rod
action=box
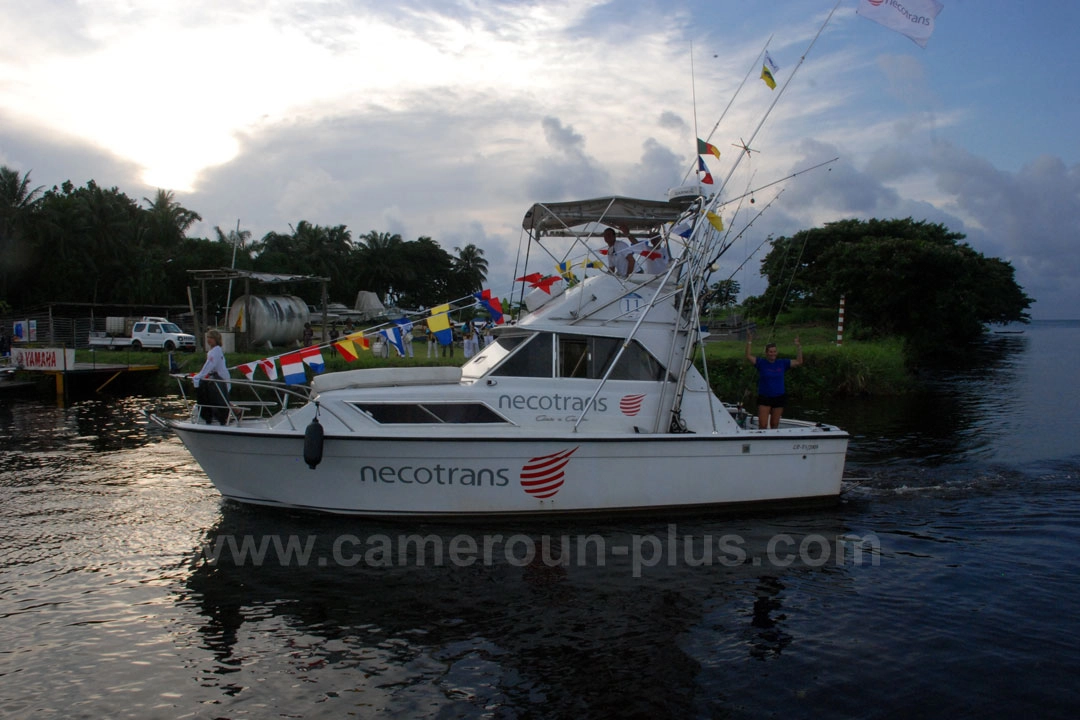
[706,188,786,277]
[701,155,838,288]
[715,156,839,209]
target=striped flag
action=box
[237,362,256,380]
[258,358,278,381]
[382,327,404,356]
[697,156,714,184]
[280,352,306,385]
[427,304,454,346]
[300,345,325,373]
[672,218,694,238]
[474,290,504,325]
[697,138,721,159]
[760,64,776,90]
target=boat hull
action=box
[169,423,848,517]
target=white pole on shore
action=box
[836,294,846,346]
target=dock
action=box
[43,362,161,398]
[6,348,161,400]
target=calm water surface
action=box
[2,322,1078,719]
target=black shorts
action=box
[757,394,786,409]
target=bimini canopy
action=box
[522,196,683,235]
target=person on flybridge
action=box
[639,234,670,274]
[601,227,635,277]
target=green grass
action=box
[76,326,914,400]
[700,333,912,401]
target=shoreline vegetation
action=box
[67,320,913,401]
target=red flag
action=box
[257,358,278,381]
[534,276,560,294]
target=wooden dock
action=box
[14,362,160,400]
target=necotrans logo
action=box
[498,393,608,412]
[357,464,510,486]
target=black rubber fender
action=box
[303,417,324,469]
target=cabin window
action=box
[350,402,509,424]
[608,340,667,381]
[490,333,553,378]
[556,335,667,381]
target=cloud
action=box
[2,0,1075,318]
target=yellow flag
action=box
[427,304,451,335]
[345,332,370,349]
[706,211,724,232]
[761,65,776,90]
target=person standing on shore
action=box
[745,332,802,430]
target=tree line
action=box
[744,217,1033,356]
[0,166,489,314]
[3,165,1032,354]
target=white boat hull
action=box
[162,199,854,518]
[170,423,847,516]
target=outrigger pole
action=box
[667,0,843,432]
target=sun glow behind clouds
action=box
[1,1,608,192]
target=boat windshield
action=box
[460,332,536,380]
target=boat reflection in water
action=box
[181,502,872,715]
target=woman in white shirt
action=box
[193,329,231,424]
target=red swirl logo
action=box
[619,394,646,417]
[520,447,578,498]
[868,0,885,5]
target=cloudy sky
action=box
[2,0,1076,318]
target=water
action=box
[2,322,1079,719]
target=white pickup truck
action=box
[88,317,198,352]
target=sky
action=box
[1,0,1077,319]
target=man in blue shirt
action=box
[745,333,803,429]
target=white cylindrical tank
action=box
[226,295,309,347]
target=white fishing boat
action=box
[151,195,848,517]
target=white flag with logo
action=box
[856,0,944,48]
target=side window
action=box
[608,340,667,381]
[559,336,589,378]
[133,323,146,333]
[556,334,667,381]
[491,333,553,377]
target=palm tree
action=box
[356,230,406,303]
[0,166,44,299]
[452,243,489,295]
[142,189,202,250]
